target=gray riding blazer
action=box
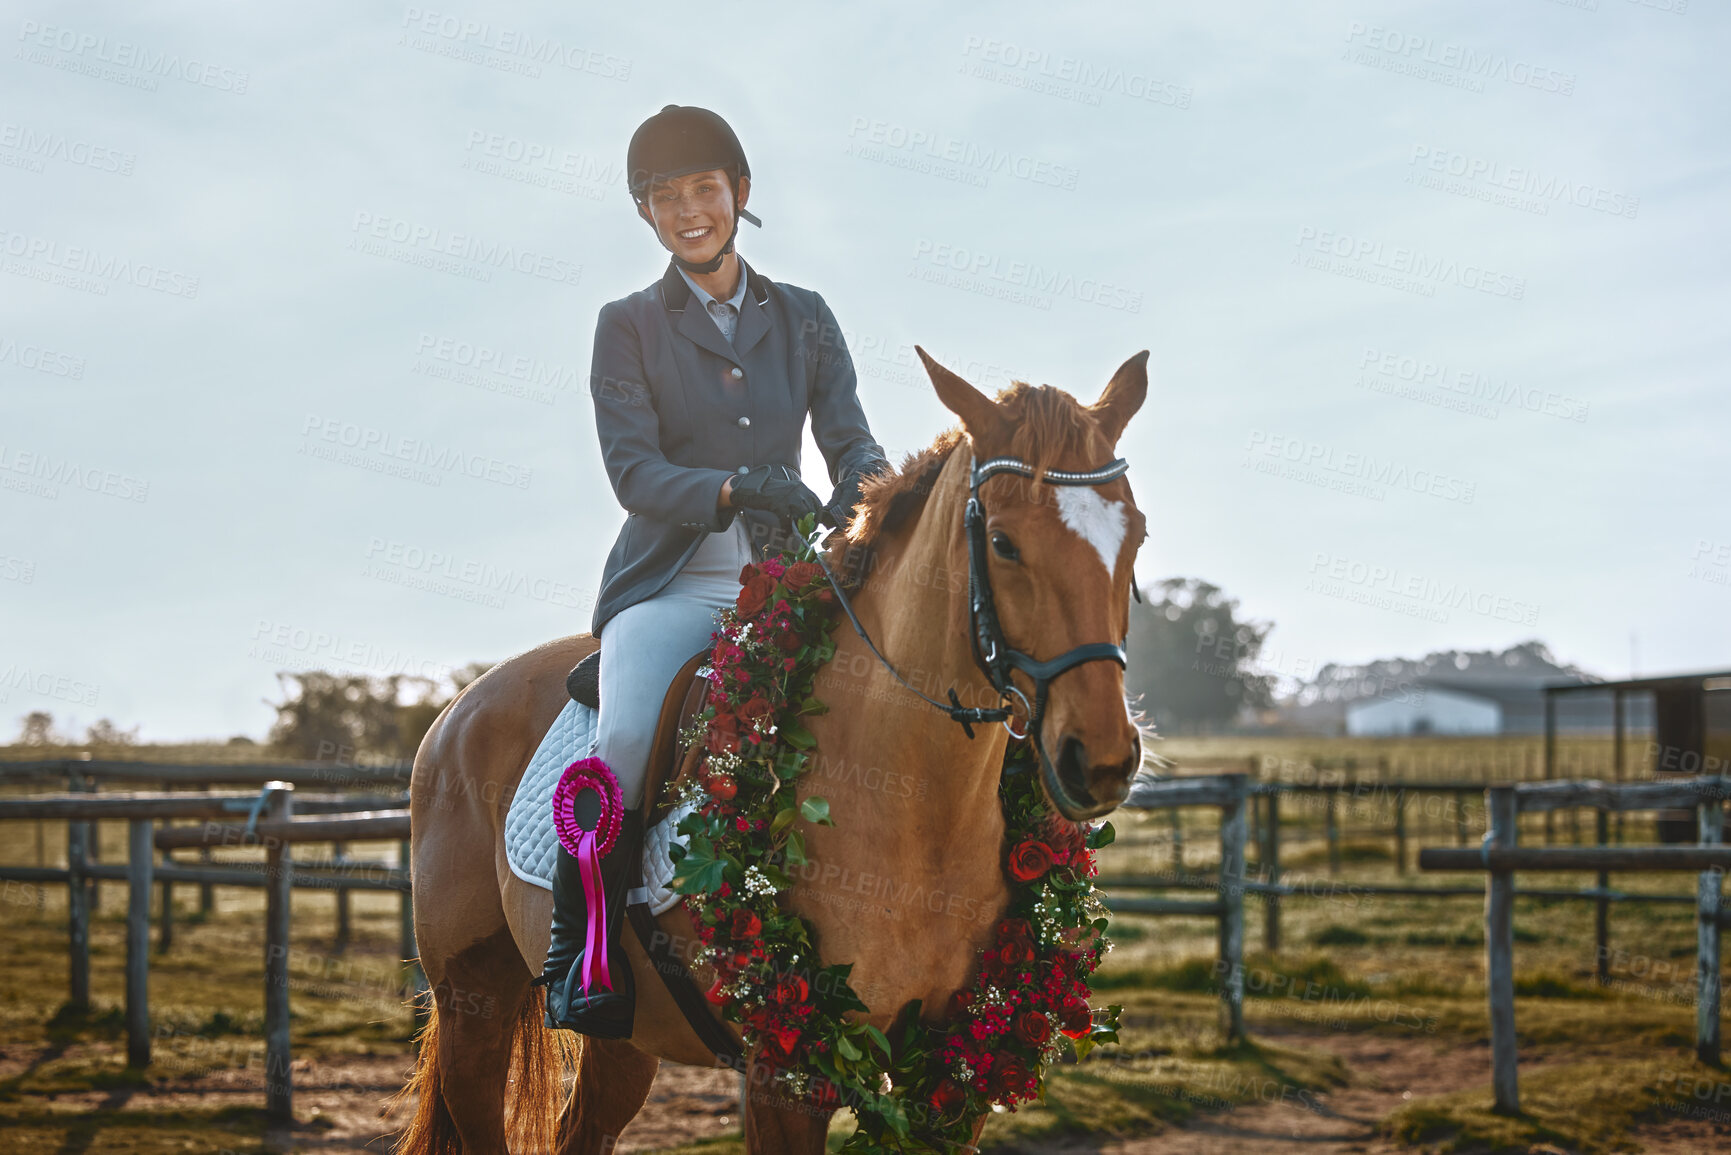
[589,257,890,636]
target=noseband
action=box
[813,452,1131,768]
[963,456,1130,750]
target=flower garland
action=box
[668,521,1121,1152]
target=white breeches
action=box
[594,522,750,808]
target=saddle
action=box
[565,648,738,1064]
[566,648,710,825]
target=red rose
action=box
[987,1053,1031,1100]
[738,563,761,585]
[1013,1010,1050,1046]
[1042,815,1087,860]
[998,938,1034,968]
[775,628,803,652]
[929,1079,966,1119]
[1058,995,1093,1039]
[997,917,1033,942]
[731,909,762,939]
[1008,839,1056,882]
[944,989,972,1019]
[706,713,741,755]
[760,1023,800,1060]
[785,560,824,590]
[737,695,774,726]
[737,575,776,617]
[773,973,810,1006]
[705,772,737,801]
[704,976,728,1005]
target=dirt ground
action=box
[6,1025,1728,1154]
[1058,1026,1729,1155]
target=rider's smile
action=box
[638,169,748,268]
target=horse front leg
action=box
[740,1058,833,1155]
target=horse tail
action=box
[506,984,581,1153]
[388,995,461,1155]
[388,985,578,1155]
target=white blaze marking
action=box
[1054,487,1127,574]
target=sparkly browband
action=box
[971,457,1130,487]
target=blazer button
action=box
[729,367,743,380]
[737,416,751,428]
[736,465,750,474]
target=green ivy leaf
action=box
[800,796,834,826]
[864,1024,893,1058]
[784,829,807,867]
[835,1034,862,1061]
[1086,821,1116,849]
[783,723,817,750]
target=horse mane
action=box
[826,381,1111,571]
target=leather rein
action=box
[810,452,1132,761]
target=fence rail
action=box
[0,776,415,1124]
[1420,776,1727,1114]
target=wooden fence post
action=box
[125,817,154,1067]
[1325,793,1341,876]
[157,784,175,953]
[1394,788,1408,875]
[198,779,215,914]
[1170,808,1185,869]
[67,766,90,1013]
[263,782,294,1124]
[1697,787,1723,1065]
[1486,786,1519,1115]
[1456,790,1469,847]
[333,841,350,955]
[1595,808,1610,985]
[86,771,102,913]
[1219,776,1246,1044]
[1262,791,1282,953]
[400,838,427,1008]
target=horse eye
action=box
[991,531,1020,561]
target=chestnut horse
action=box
[391,348,1149,1154]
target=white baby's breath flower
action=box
[743,866,781,896]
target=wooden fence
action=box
[1114,772,1728,1050]
[0,778,411,1123]
[1420,775,1730,1115]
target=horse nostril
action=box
[1056,737,1093,802]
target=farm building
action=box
[1346,670,1611,737]
[1281,642,1611,736]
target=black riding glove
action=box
[728,465,826,529]
[823,471,873,531]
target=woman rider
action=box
[535,105,891,1037]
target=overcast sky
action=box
[4,1,1727,742]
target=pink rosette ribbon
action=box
[551,757,625,993]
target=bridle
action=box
[811,450,1133,774]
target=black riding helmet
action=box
[627,105,761,275]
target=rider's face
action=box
[638,169,749,264]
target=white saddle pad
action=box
[503,697,692,916]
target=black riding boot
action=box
[535,809,642,1036]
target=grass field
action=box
[1,739,1726,1152]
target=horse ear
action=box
[916,346,1007,442]
[1090,350,1150,446]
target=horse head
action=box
[916,346,1150,821]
